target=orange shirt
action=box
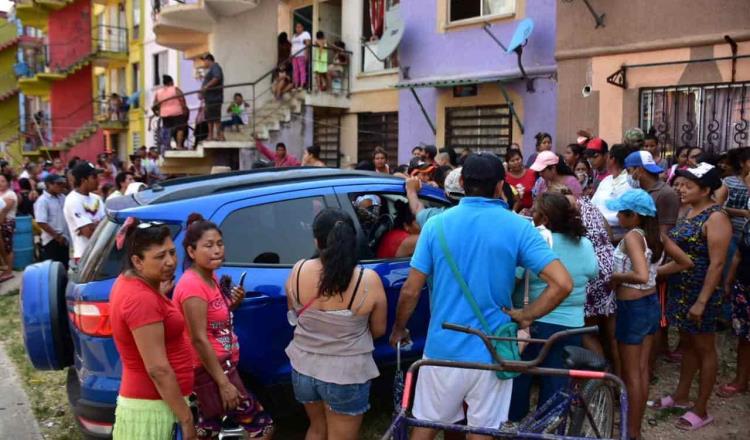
[154,86,183,117]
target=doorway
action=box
[292,5,313,34]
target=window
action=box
[78,220,181,282]
[361,0,399,73]
[153,51,168,87]
[449,0,516,22]
[221,197,327,265]
[445,105,512,155]
[639,82,750,156]
[132,0,140,40]
[358,112,398,166]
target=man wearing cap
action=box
[200,53,225,141]
[625,150,680,235]
[390,153,573,434]
[591,144,636,241]
[585,137,610,186]
[63,162,105,262]
[35,174,70,268]
[623,127,645,151]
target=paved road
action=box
[0,343,42,439]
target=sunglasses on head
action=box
[136,221,165,230]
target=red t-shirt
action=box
[377,229,410,259]
[173,270,240,369]
[110,275,194,399]
[505,169,537,209]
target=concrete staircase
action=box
[161,90,306,175]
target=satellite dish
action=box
[506,18,534,53]
[376,4,405,61]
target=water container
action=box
[13,215,35,270]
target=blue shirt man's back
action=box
[410,197,557,364]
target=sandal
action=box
[651,395,691,409]
[716,383,748,398]
[675,411,714,431]
[0,273,14,283]
[665,350,683,363]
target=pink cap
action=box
[529,151,560,172]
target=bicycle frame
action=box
[382,324,629,440]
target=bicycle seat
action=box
[562,346,607,371]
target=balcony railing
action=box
[151,44,352,152]
[92,25,128,54]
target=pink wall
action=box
[47,0,91,70]
[50,66,93,144]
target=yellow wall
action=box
[434,82,523,150]
[0,96,21,164]
[126,0,145,154]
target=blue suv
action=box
[20,168,447,438]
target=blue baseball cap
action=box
[624,150,664,174]
[605,189,657,217]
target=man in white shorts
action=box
[390,153,573,439]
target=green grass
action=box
[0,291,82,439]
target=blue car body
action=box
[20,168,447,438]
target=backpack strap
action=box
[435,218,492,335]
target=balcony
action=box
[91,25,128,66]
[94,96,128,132]
[153,0,260,57]
[12,0,67,31]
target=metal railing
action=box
[92,25,128,54]
[150,44,352,151]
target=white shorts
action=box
[412,364,513,428]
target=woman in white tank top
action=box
[606,189,693,440]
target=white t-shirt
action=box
[0,190,17,219]
[63,190,105,258]
[291,31,311,56]
[591,170,631,227]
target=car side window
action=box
[349,192,449,261]
[221,196,326,265]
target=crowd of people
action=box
[12,124,750,439]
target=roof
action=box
[394,65,557,89]
[110,167,404,208]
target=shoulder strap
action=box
[347,267,365,310]
[435,218,492,334]
[295,259,307,305]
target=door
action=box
[334,183,450,365]
[210,188,339,385]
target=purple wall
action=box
[397,0,557,162]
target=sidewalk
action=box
[0,342,42,439]
[0,271,22,297]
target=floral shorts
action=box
[732,280,750,342]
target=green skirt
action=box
[113,395,182,440]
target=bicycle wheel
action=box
[518,391,572,434]
[567,379,615,438]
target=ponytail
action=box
[536,193,586,240]
[641,215,664,263]
[313,209,358,298]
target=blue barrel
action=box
[13,215,35,270]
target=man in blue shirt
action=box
[390,153,573,436]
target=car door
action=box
[334,183,450,365]
[209,187,339,386]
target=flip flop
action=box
[665,351,683,363]
[716,383,748,398]
[0,274,14,283]
[675,411,714,431]
[651,395,691,409]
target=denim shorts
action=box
[615,294,660,344]
[291,369,371,416]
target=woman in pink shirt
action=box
[173,214,273,439]
[153,75,189,150]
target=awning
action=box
[394,65,556,89]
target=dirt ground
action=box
[642,332,750,440]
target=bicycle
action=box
[382,323,628,440]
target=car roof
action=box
[106,167,446,220]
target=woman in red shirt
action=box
[173,214,273,439]
[109,219,196,440]
[504,149,536,212]
[376,201,420,259]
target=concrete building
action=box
[396,0,559,162]
[0,12,21,163]
[556,0,750,155]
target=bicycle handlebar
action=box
[441,322,599,369]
